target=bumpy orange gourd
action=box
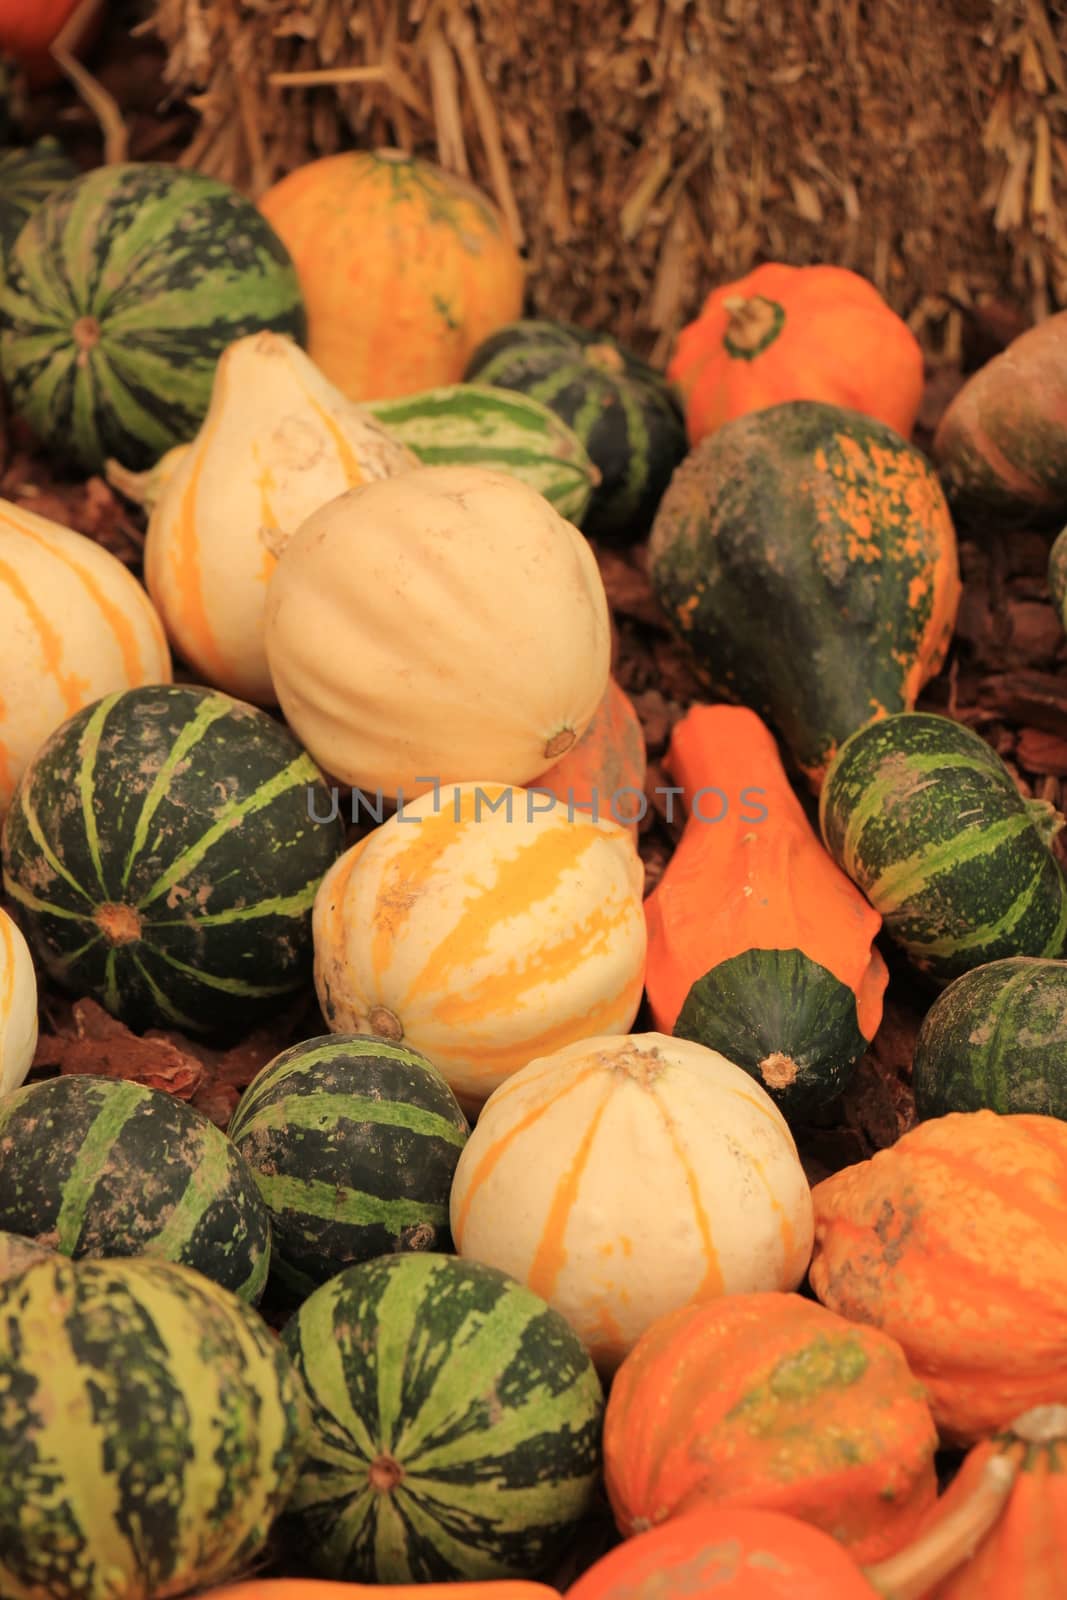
[192,1583,561,1600]
[603,1291,938,1566]
[258,149,525,403]
[667,263,924,446]
[809,1111,1067,1446]
[532,678,647,842]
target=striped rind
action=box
[1,683,345,1036]
[0,141,78,259]
[463,320,687,541]
[0,161,306,472]
[0,1075,271,1301]
[279,1252,603,1582]
[228,1034,469,1297]
[0,1254,307,1600]
[366,383,598,524]
[819,712,1067,982]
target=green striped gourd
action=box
[819,711,1067,984]
[912,956,1067,1119]
[1,683,345,1039]
[0,1075,271,1301]
[0,1254,307,1600]
[463,319,687,542]
[280,1252,604,1582]
[366,383,599,525]
[0,161,306,472]
[228,1034,469,1299]
[0,139,77,260]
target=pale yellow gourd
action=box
[450,1032,815,1373]
[312,781,647,1112]
[265,464,612,797]
[142,331,418,705]
[0,906,37,1097]
[0,497,172,815]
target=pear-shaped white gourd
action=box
[264,464,612,797]
[0,907,37,1097]
[141,331,418,705]
[0,496,172,816]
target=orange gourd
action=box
[192,1583,561,1600]
[532,678,647,842]
[809,1111,1067,1446]
[667,263,924,447]
[0,0,102,85]
[643,704,888,1116]
[603,1291,938,1566]
[258,150,525,403]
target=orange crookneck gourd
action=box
[643,703,888,1117]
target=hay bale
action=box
[143,0,1067,362]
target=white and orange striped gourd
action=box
[0,906,37,1097]
[450,1032,815,1373]
[312,781,647,1112]
[142,330,417,705]
[0,497,172,815]
[264,463,612,798]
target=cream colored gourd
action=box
[142,331,418,705]
[0,906,37,1096]
[0,497,172,815]
[450,1032,815,1373]
[312,781,647,1112]
[264,464,612,797]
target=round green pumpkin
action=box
[1,683,345,1039]
[0,160,306,472]
[913,956,1067,1119]
[0,139,77,261]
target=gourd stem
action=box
[721,294,786,359]
[1026,795,1066,847]
[862,1453,1019,1600]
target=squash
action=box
[644,704,888,1117]
[141,330,417,705]
[191,1585,561,1600]
[0,904,36,1098]
[0,0,102,86]
[450,1032,814,1373]
[819,712,1067,985]
[912,957,1067,1119]
[1049,523,1067,633]
[808,1110,1067,1445]
[313,783,646,1113]
[603,1290,938,1565]
[0,495,172,815]
[531,677,647,843]
[0,1230,52,1282]
[258,149,524,404]
[932,310,1067,527]
[264,464,612,798]
[647,401,961,789]
[667,263,924,448]
[0,140,77,262]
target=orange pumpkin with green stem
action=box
[643,704,888,1116]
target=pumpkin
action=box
[647,401,961,789]
[312,783,646,1113]
[644,704,888,1117]
[0,0,102,86]
[667,263,925,448]
[258,149,524,404]
[531,677,647,843]
[140,330,417,705]
[263,464,612,798]
[0,139,78,261]
[191,1586,562,1600]
[450,1032,814,1373]
[603,1291,938,1564]
[0,495,172,815]
[0,903,36,1098]
[932,310,1067,527]
[809,1110,1067,1445]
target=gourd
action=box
[808,1110,1067,1444]
[644,704,888,1116]
[258,148,524,403]
[0,903,37,1097]
[532,677,647,843]
[668,263,925,447]
[450,1032,814,1373]
[263,464,612,798]
[312,782,647,1113]
[0,1229,51,1282]
[0,139,77,260]
[0,0,101,85]
[140,330,417,705]
[0,494,172,815]
[192,1586,562,1600]
[647,401,961,788]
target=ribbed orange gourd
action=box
[258,150,525,403]
[532,678,647,842]
[643,704,888,1116]
[603,1291,938,1566]
[667,263,924,446]
[809,1111,1067,1445]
